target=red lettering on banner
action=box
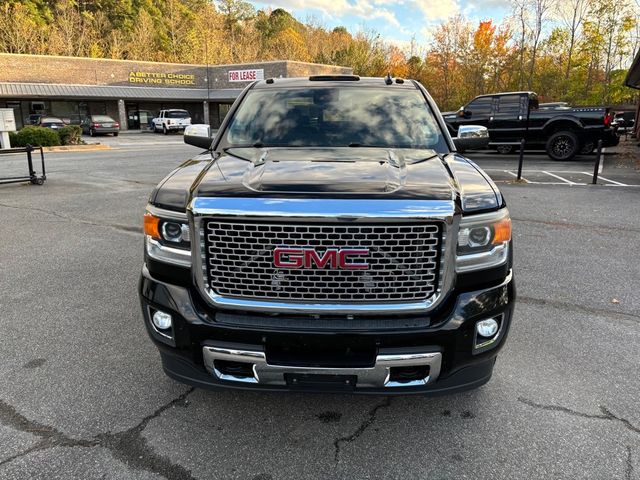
[229,69,264,82]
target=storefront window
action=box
[219,103,231,125]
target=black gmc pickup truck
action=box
[139,76,515,395]
[443,91,619,160]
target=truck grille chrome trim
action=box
[190,197,456,220]
[189,197,458,314]
[204,221,441,302]
[202,345,442,388]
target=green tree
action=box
[125,8,157,61]
[215,0,255,61]
[0,2,49,54]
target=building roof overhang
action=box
[0,82,242,101]
[624,49,640,90]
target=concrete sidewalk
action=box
[84,131,186,147]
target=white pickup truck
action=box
[151,109,191,134]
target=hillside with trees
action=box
[0,0,638,110]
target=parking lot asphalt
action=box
[465,137,640,186]
[1,137,638,479]
[84,131,186,149]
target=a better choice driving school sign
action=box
[129,71,196,86]
[228,69,265,82]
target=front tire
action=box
[546,131,579,161]
[162,125,168,135]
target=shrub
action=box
[12,126,61,147]
[8,131,18,147]
[58,125,82,145]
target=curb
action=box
[43,144,111,152]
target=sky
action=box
[248,0,511,48]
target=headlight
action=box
[144,211,191,267]
[456,209,511,272]
[161,221,190,243]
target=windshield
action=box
[167,110,189,118]
[223,87,447,150]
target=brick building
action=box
[0,54,352,130]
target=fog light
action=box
[152,310,172,330]
[476,318,499,338]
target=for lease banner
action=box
[228,69,265,82]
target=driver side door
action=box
[459,97,494,131]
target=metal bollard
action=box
[516,138,525,181]
[39,146,46,180]
[592,139,603,185]
[25,144,35,179]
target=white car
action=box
[151,109,191,134]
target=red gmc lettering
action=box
[273,248,369,270]
[338,249,370,269]
[304,250,338,269]
[273,248,303,268]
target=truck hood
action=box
[152,148,501,213]
[193,147,455,200]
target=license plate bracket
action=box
[285,373,357,390]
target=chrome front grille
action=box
[202,221,442,303]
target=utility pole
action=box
[204,36,211,125]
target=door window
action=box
[497,95,523,114]
[466,97,493,116]
[126,104,140,129]
[219,103,231,125]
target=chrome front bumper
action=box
[202,345,442,389]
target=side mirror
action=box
[458,107,472,119]
[453,125,489,153]
[184,124,213,149]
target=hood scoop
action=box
[230,147,410,195]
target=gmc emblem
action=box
[273,247,370,270]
